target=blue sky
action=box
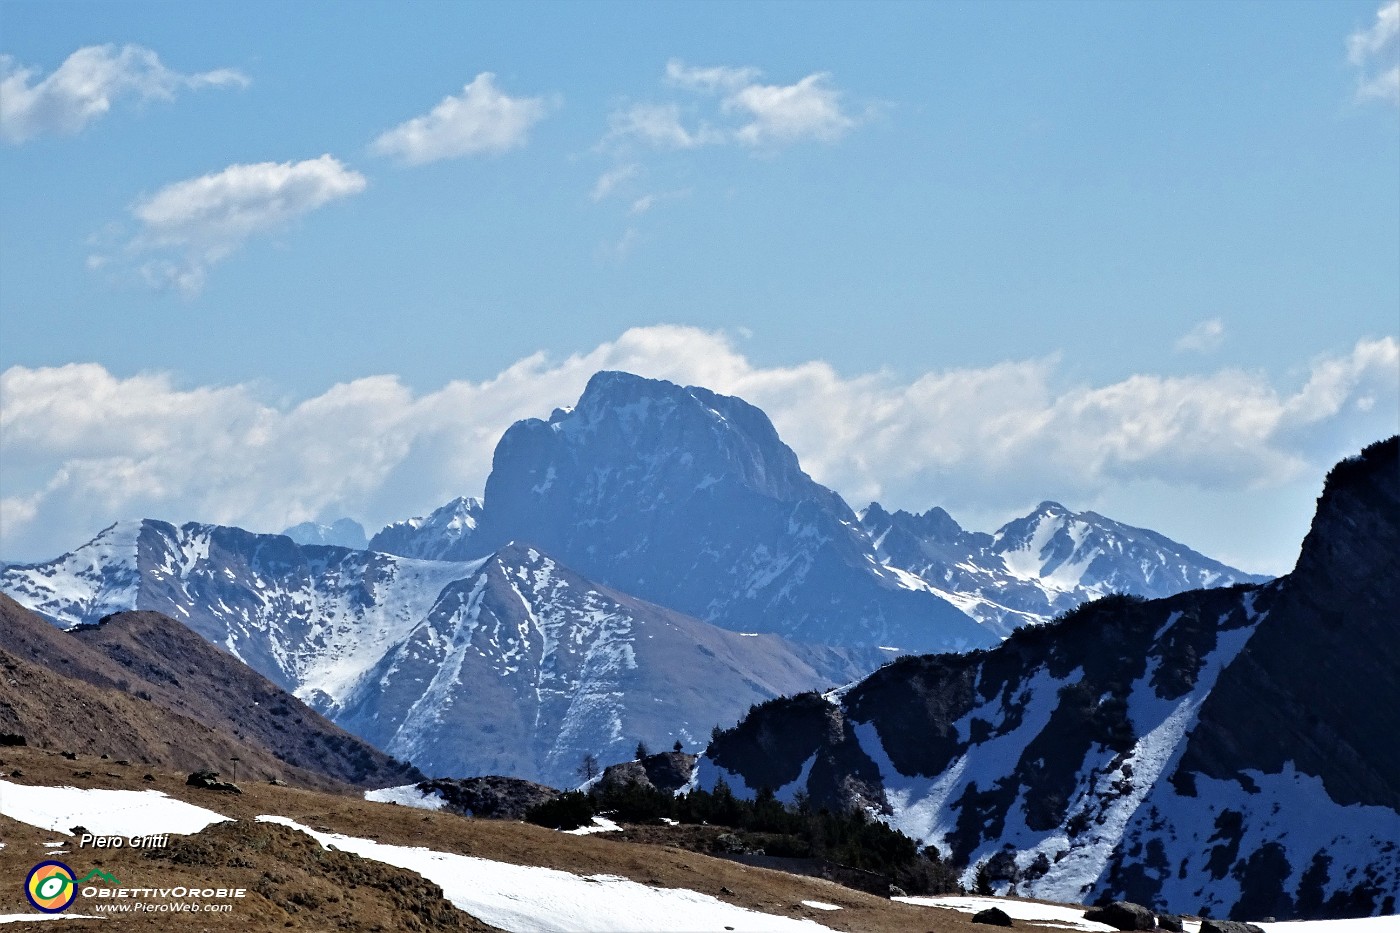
[1,0,1397,572]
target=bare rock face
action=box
[471,371,994,654]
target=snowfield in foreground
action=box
[258,815,836,933]
[0,779,230,836]
[3,781,1396,931]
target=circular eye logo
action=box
[25,861,76,913]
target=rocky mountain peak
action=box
[471,371,991,654]
[368,496,483,561]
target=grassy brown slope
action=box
[0,745,986,933]
[0,645,341,790]
[0,595,419,789]
[69,609,420,788]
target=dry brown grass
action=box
[0,746,1001,932]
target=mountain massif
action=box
[699,436,1400,919]
[0,371,1283,794]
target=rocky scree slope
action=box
[700,437,1400,920]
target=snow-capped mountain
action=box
[368,496,483,561]
[0,520,865,788]
[860,501,1269,635]
[335,544,864,786]
[699,437,1399,919]
[282,517,369,550]
[466,371,995,655]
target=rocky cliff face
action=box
[469,371,995,654]
[699,437,1400,919]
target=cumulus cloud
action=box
[724,73,854,146]
[3,327,1396,568]
[605,60,862,152]
[0,44,247,144]
[95,155,367,295]
[1175,318,1226,354]
[371,73,552,165]
[1347,1,1400,105]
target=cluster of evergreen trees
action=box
[525,778,963,895]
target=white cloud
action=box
[371,73,551,165]
[1347,1,1400,105]
[629,188,689,216]
[664,59,761,93]
[3,328,1396,571]
[606,102,720,150]
[0,44,247,144]
[1175,318,1226,353]
[97,155,367,296]
[724,73,855,146]
[591,163,639,201]
[604,61,861,152]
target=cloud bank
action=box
[0,44,247,144]
[3,327,1395,569]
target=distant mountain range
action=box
[1,370,1269,789]
[698,436,1399,919]
[859,500,1268,635]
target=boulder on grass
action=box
[1085,901,1156,931]
[1200,921,1265,933]
[185,770,242,794]
[973,907,1014,927]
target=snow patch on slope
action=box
[258,816,836,932]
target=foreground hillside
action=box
[1,744,982,932]
[0,595,418,791]
[699,437,1400,918]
